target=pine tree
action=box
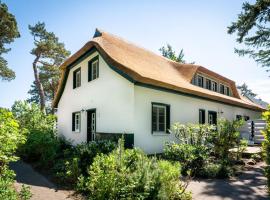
[237,83,257,97]
[0,1,20,81]
[29,22,70,114]
[228,0,270,73]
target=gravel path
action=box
[10,161,80,200]
[188,162,268,200]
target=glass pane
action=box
[159,123,165,131]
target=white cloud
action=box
[248,79,270,103]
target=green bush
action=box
[208,118,243,159]
[53,140,116,185]
[262,106,270,193]
[12,101,58,167]
[199,160,233,178]
[0,108,27,199]
[77,140,192,200]
[164,142,209,176]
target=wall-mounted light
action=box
[81,109,85,113]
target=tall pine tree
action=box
[29,22,70,114]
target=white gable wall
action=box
[57,51,134,144]
[134,86,261,154]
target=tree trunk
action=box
[33,56,46,114]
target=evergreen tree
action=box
[228,0,270,73]
[0,1,20,81]
[159,44,194,64]
[237,83,257,97]
[29,22,70,114]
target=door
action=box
[87,109,96,142]
[208,111,217,125]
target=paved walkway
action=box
[188,162,268,200]
[10,161,81,200]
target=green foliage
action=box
[170,123,215,145]
[0,166,17,200]
[53,140,116,185]
[159,44,194,64]
[164,143,209,176]
[12,101,57,167]
[0,108,26,166]
[19,184,32,200]
[77,140,191,200]
[237,83,257,97]
[199,160,233,179]
[0,1,20,81]
[228,0,270,72]
[28,22,70,111]
[209,118,243,159]
[262,106,270,193]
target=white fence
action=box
[240,119,266,144]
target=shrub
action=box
[77,140,192,200]
[262,106,270,193]
[53,140,116,185]
[170,123,215,145]
[208,118,243,159]
[164,142,209,176]
[0,108,27,199]
[198,160,233,178]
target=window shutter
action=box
[73,71,76,89]
[166,105,170,133]
[72,113,75,131]
[151,104,154,134]
[88,61,92,82]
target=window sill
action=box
[152,132,170,136]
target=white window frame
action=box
[211,81,218,92]
[74,112,81,132]
[91,60,99,80]
[153,104,166,133]
[197,75,204,88]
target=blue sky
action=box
[1,0,269,108]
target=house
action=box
[53,29,265,154]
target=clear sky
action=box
[1,0,269,108]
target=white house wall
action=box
[57,51,134,144]
[134,86,261,154]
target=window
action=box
[197,75,204,88]
[152,103,170,133]
[236,115,242,121]
[206,79,211,90]
[88,56,99,81]
[212,81,217,92]
[72,112,81,132]
[208,111,217,125]
[220,84,225,94]
[73,68,81,89]
[225,86,230,96]
[199,109,205,124]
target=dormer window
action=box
[225,86,230,96]
[220,84,225,94]
[206,79,211,90]
[212,81,218,92]
[197,75,204,88]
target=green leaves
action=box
[0,2,20,81]
[0,108,26,166]
[228,0,270,72]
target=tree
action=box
[29,22,70,113]
[0,1,20,81]
[159,44,194,64]
[228,0,270,73]
[237,83,257,97]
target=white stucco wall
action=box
[57,51,134,144]
[133,86,261,154]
